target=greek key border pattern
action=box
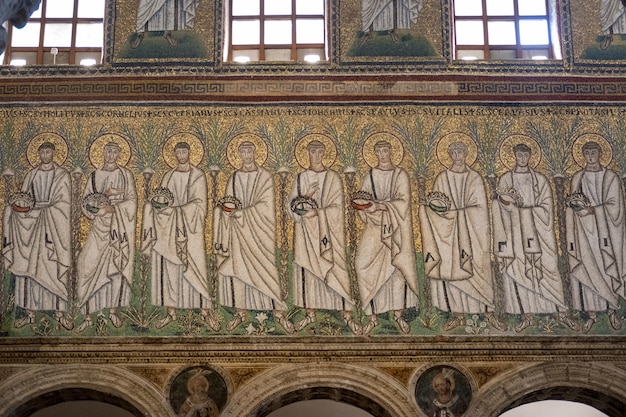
[2,80,626,99]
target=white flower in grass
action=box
[245,323,257,335]
[255,312,268,324]
[465,326,473,334]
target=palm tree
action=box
[59,119,106,315]
[325,119,374,313]
[394,116,443,203]
[599,118,626,191]
[192,119,244,305]
[257,120,312,301]
[526,116,581,310]
[466,119,512,197]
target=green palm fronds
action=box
[395,116,443,179]
[467,119,511,176]
[257,119,311,172]
[325,118,374,172]
[0,120,37,174]
[526,117,581,176]
[59,120,105,171]
[122,122,172,173]
[192,119,244,170]
[599,118,626,175]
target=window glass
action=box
[486,0,514,15]
[46,0,75,18]
[232,0,260,16]
[264,20,292,44]
[78,0,105,18]
[232,20,261,44]
[296,0,324,15]
[454,0,483,16]
[265,0,292,15]
[296,19,324,43]
[519,19,549,44]
[518,0,547,15]
[487,21,517,45]
[43,23,73,47]
[75,23,103,47]
[11,23,41,47]
[456,20,485,45]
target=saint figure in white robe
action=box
[132,0,199,48]
[492,143,577,332]
[213,141,292,333]
[599,0,626,48]
[420,141,506,332]
[361,0,422,43]
[142,142,213,330]
[2,141,73,330]
[354,140,418,335]
[566,141,626,333]
[76,142,137,332]
[288,140,356,333]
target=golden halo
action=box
[435,132,478,168]
[499,135,542,171]
[572,134,613,168]
[294,133,337,170]
[362,132,404,168]
[27,132,68,167]
[163,132,205,169]
[89,133,132,168]
[226,133,268,169]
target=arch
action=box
[220,363,416,417]
[468,362,626,417]
[0,364,173,417]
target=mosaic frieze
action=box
[0,102,624,339]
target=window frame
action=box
[452,0,561,61]
[226,0,328,63]
[2,0,104,66]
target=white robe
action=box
[601,0,626,34]
[142,166,210,309]
[2,164,71,310]
[420,168,495,314]
[567,167,626,312]
[362,0,422,31]
[289,169,352,311]
[136,0,199,33]
[214,167,285,311]
[492,169,567,314]
[355,167,418,314]
[77,167,137,313]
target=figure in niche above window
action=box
[600,0,626,49]
[131,0,200,48]
[360,0,423,44]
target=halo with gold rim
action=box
[89,133,132,168]
[572,134,612,168]
[27,132,68,167]
[499,134,542,171]
[362,132,404,168]
[294,133,337,170]
[163,132,204,169]
[435,132,478,168]
[226,133,268,169]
